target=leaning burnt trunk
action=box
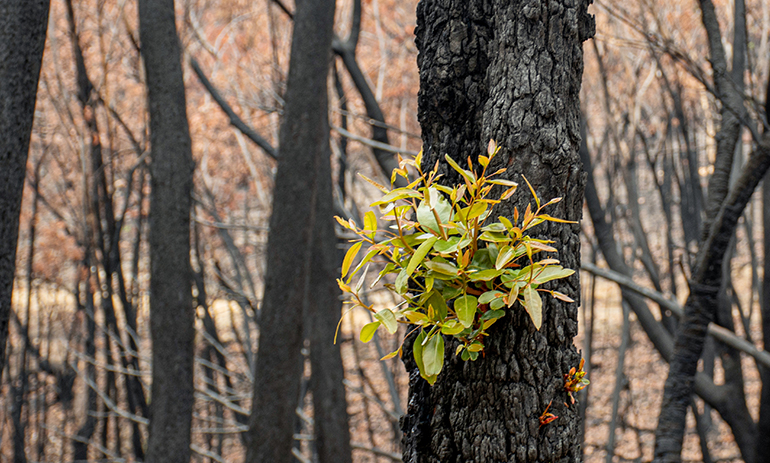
[401,2,594,462]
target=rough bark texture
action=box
[0,0,50,378]
[138,1,196,462]
[401,2,594,462]
[245,0,338,462]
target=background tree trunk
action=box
[401,1,594,462]
[0,0,50,378]
[138,1,196,462]
[245,0,340,462]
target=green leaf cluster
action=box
[335,140,576,384]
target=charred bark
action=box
[401,2,594,462]
[139,0,196,461]
[0,0,50,377]
[245,0,339,462]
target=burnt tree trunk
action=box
[245,0,341,462]
[401,2,594,462]
[0,0,50,378]
[138,0,196,462]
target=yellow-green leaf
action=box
[406,236,438,277]
[370,188,423,207]
[342,241,363,280]
[422,333,445,377]
[374,309,399,334]
[455,295,478,328]
[380,347,401,360]
[360,321,381,343]
[358,173,390,194]
[363,211,377,238]
[495,245,516,270]
[522,285,542,329]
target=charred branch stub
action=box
[402,1,594,462]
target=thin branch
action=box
[189,56,278,159]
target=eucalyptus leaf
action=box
[422,333,445,377]
[522,285,542,329]
[374,309,399,334]
[360,321,381,343]
[455,295,478,328]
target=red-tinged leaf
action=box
[341,241,363,280]
[522,175,540,209]
[538,213,577,224]
[335,215,354,230]
[358,173,390,194]
[552,291,575,303]
[487,178,518,187]
[380,346,401,360]
[487,139,498,156]
[527,241,558,253]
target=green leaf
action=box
[455,295,478,328]
[467,342,484,352]
[490,298,506,310]
[422,333,445,377]
[444,154,476,185]
[360,321,381,343]
[469,269,503,282]
[413,330,427,376]
[342,241,363,280]
[481,222,507,233]
[433,236,461,253]
[440,320,465,335]
[532,266,575,285]
[370,187,422,206]
[406,236,438,276]
[442,286,463,301]
[479,231,510,243]
[374,309,399,334]
[495,245,516,270]
[454,202,487,222]
[481,309,506,322]
[479,290,505,305]
[424,259,459,276]
[522,285,543,329]
[425,290,447,320]
[350,247,379,279]
[395,268,409,294]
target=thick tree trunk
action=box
[138,1,196,462]
[0,0,50,377]
[245,0,339,462]
[401,2,594,462]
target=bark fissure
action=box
[401,2,594,462]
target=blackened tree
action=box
[400,1,594,462]
[0,0,50,377]
[244,0,351,462]
[138,1,196,462]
